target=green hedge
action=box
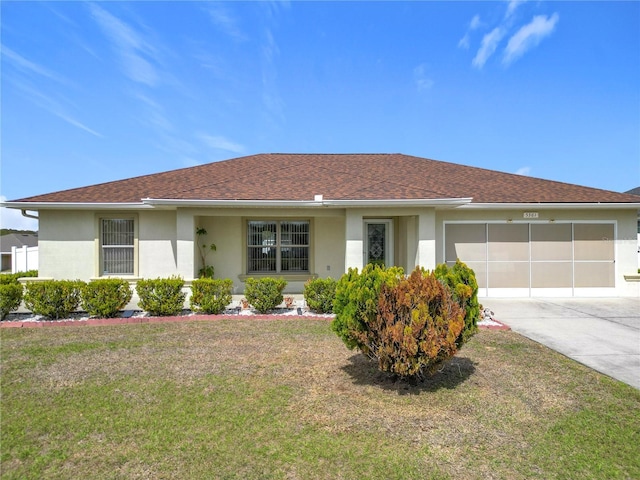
[23,280,84,320]
[0,283,23,320]
[136,277,186,317]
[81,279,133,318]
[303,277,337,314]
[244,277,287,314]
[0,270,37,285]
[190,278,233,314]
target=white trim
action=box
[2,202,151,210]
[144,198,473,208]
[2,197,474,211]
[461,202,640,210]
[322,198,472,207]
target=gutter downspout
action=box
[21,209,39,220]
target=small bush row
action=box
[2,276,338,319]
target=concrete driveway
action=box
[482,298,640,390]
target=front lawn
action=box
[2,319,638,479]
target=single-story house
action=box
[3,153,640,297]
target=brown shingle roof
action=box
[10,153,640,204]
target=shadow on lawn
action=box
[341,354,476,395]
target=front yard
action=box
[1,319,639,479]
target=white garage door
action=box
[444,222,615,297]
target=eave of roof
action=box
[3,197,475,210]
[462,202,640,210]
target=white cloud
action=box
[413,64,434,92]
[458,14,482,49]
[205,4,247,41]
[515,166,531,176]
[470,14,482,30]
[472,27,506,69]
[89,4,159,86]
[1,45,70,85]
[1,197,39,231]
[197,133,245,154]
[11,81,103,137]
[505,0,527,19]
[503,13,559,65]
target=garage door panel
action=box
[531,224,572,261]
[574,224,614,261]
[574,262,615,288]
[445,224,486,262]
[488,261,529,288]
[531,262,573,288]
[488,224,529,261]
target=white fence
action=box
[12,245,38,273]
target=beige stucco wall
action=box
[38,210,95,280]
[193,209,346,294]
[34,205,638,297]
[196,215,243,293]
[138,210,178,278]
[313,215,346,279]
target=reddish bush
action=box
[354,268,465,380]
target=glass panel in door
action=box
[366,222,387,267]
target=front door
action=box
[364,220,393,267]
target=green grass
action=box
[2,319,639,479]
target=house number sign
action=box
[523,212,539,219]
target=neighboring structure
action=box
[625,187,640,268]
[0,233,38,273]
[3,153,639,297]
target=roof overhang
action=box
[142,197,474,208]
[5,198,638,212]
[2,198,472,212]
[1,202,151,210]
[141,197,474,209]
[461,202,640,210]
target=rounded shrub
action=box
[332,264,404,350]
[244,277,287,314]
[303,277,337,314]
[80,278,133,318]
[23,280,84,320]
[136,277,186,317]
[332,264,472,381]
[370,268,465,379]
[0,283,23,320]
[190,278,233,314]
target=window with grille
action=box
[101,218,135,275]
[247,220,309,274]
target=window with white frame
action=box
[101,218,135,275]
[247,220,309,274]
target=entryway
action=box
[364,219,393,268]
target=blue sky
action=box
[2,1,639,230]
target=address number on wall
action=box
[523,212,539,219]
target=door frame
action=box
[363,219,394,267]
